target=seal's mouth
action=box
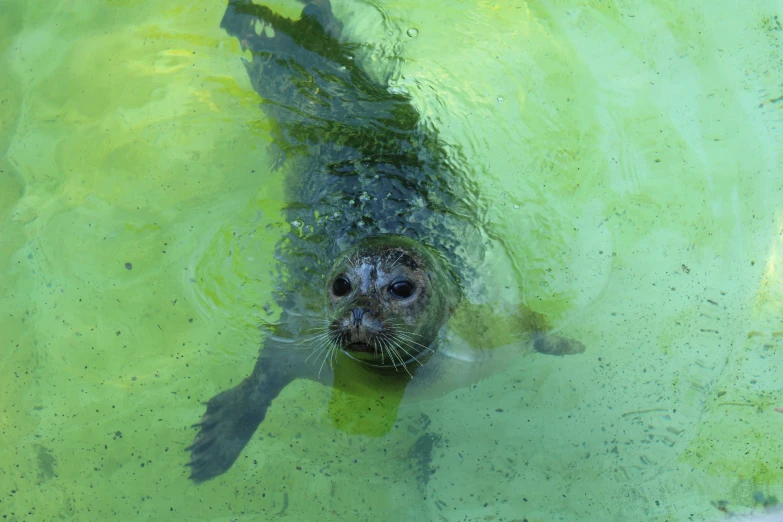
[345,342,374,353]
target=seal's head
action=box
[325,235,460,368]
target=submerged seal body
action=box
[187,0,584,482]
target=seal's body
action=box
[187,0,584,483]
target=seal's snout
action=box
[351,307,365,327]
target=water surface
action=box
[1,0,782,520]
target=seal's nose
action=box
[351,307,365,327]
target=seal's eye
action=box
[388,280,414,299]
[332,276,351,297]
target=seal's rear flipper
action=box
[220,0,420,158]
[221,0,344,58]
[300,0,344,40]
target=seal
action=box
[187,0,585,482]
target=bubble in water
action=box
[497,96,506,104]
[513,204,520,209]
[407,28,418,38]
[291,220,303,228]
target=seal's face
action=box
[324,236,459,368]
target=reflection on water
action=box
[0,0,781,520]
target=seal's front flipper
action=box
[519,305,587,356]
[533,334,586,356]
[449,300,586,355]
[187,349,293,483]
[187,378,269,482]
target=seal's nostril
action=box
[351,307,365,326]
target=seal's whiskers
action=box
[384,332,424,369]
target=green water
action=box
[2,0,782,520]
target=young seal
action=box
[187,0,585,483]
